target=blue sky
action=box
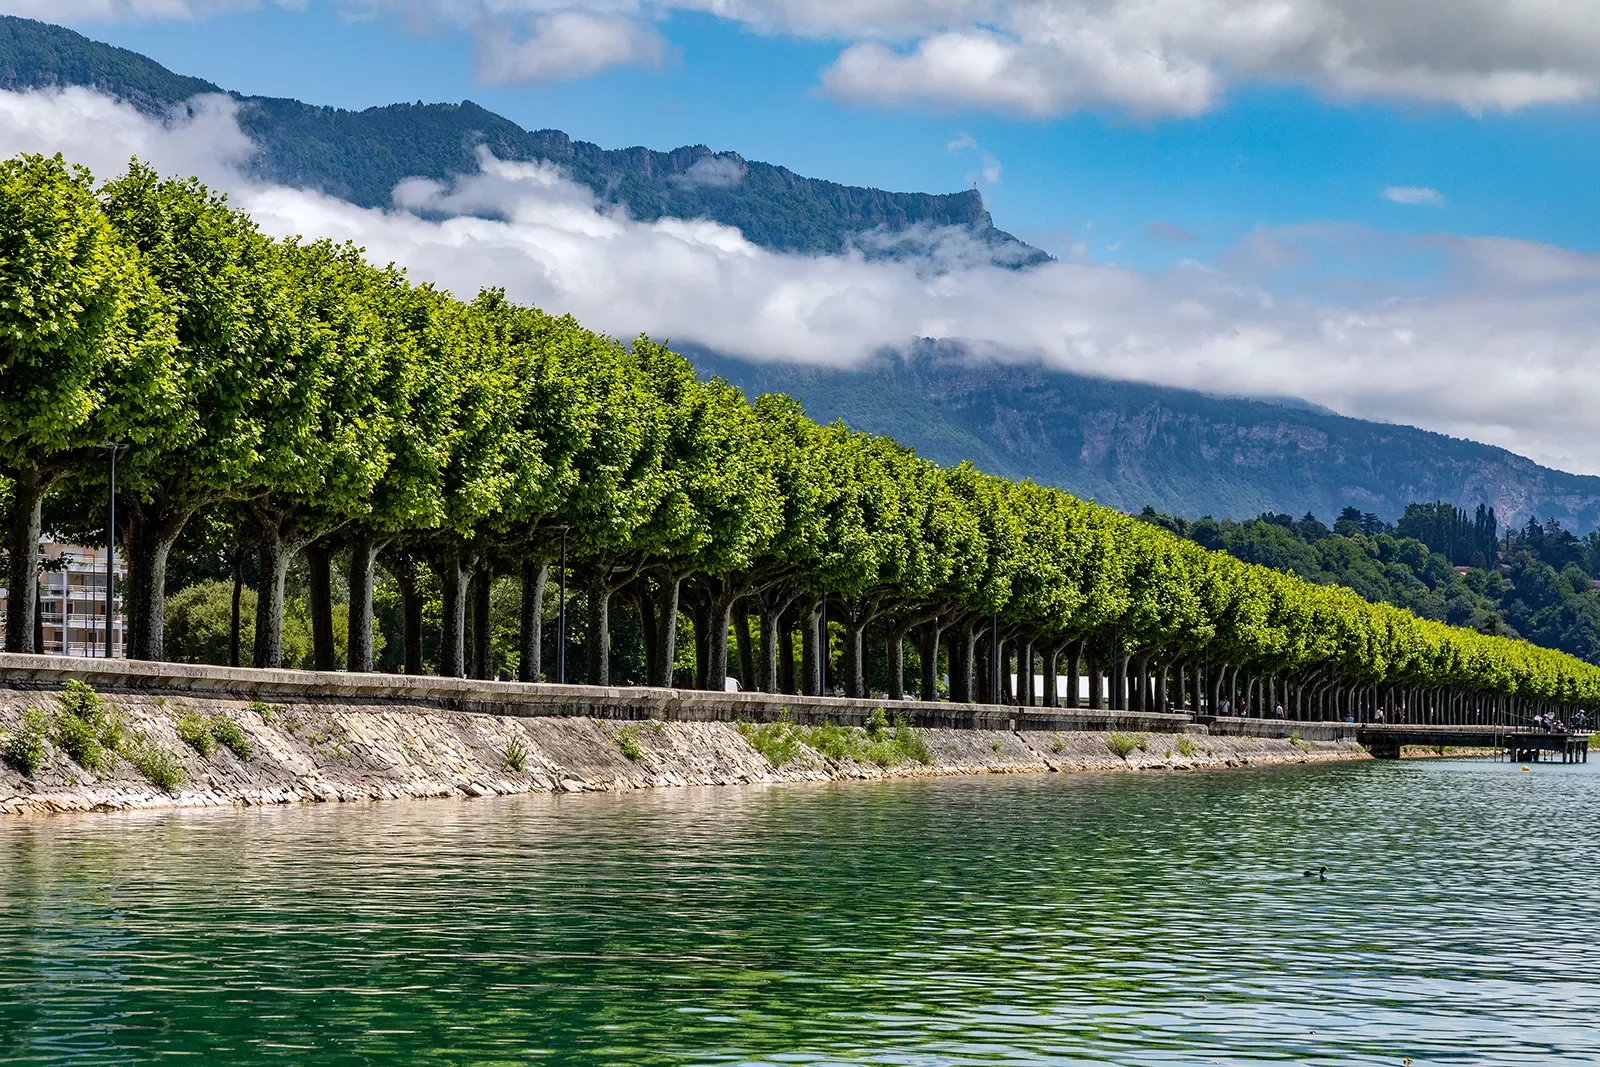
[69,2,1600,276]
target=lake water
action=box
[1,757,1597,1065]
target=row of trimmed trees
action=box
[2,153,1597,724]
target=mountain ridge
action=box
[688,346,1600,529]
[0,15,1043,260]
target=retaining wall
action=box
[0,654,1370,815]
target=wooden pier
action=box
[1356,725,1590,762]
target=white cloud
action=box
[945,130,1000,185]
[0,0,260,17]
[4,86,1600,476]
[36,0,1600,113]
[376,0,1600,112]
[473,9,666,83]
[1383,186,1446,207]
[670,155,747,188]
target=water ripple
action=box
[1,759,1597,1064]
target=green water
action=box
[1,759,1597,1065]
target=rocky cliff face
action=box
[694,347,1600,528]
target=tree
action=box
[0,154,175,653]
[97,162,283,660]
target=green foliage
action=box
[1106,733,1140,760]
[615,725,645,762]
[209,716,253,760]
[7,148,1600,722]
[503,736,527,772]
[52,682,125,772]
[1175,735,1198,758]
[174,710,252,760]
[784,716,932,768]
[3,707,51,776]
[737,718,805,768]
[249,700,286,726]
[865,706,889,738]
[126,738,187,792]
[174,711,216,756]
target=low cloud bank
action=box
[4,87,1600,475]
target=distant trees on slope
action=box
[2,153,1597,722]
[1141,504,1600,665]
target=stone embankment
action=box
[0,655,1367,815]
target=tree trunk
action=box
[778,615,796,694]
[305,542,336,672]
[800,599,821,696]
[950,628,973,702]
[690,598,710,690]
[886,626,907,700]
[470,565,492,679]
[637,585,659,685]
[347,533,382,673]
[759,606,782,694]
[436,548,468,679]
[918,622,943,701]
[975,633,992,704]
[1064,641,1082,708]
[1089,646,1105,709]
[518,559,547,682]
[122,504,190,662]
[1131,653,1151,711]
[4,468,49,654]
[842,620,867,698]
[703,592,735,692]
[586,569,611,686]
[229,554,243,668]
[654,574,681,688]
[397,569,423,675]
[1043,644,1060,708]
[252,518,302,669]
[734,607,756,690]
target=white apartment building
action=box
[0,542,126,657]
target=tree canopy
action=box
[3,155,1598,717]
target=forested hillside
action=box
[1139,502,1600,663]
[695,347,1600,530]
[0,16,1042,259]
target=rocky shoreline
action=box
[0,685,1368,815]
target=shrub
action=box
[1106,732,1139,759]
[53,682,128,772]
[1175,735,1198,758]
[1136,735,1150,752]
[504,737,528,772]
[789,716,931,768]
[3,707,51,776]
[210,716,254,760]
[616,725,645,761]
[892,717,932,765]
[127,739,188,792]
[798,722,854,761]
[250,700,286,726]
[737,719,804,767]
[175,712,217,756]
[865,707,889,739]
